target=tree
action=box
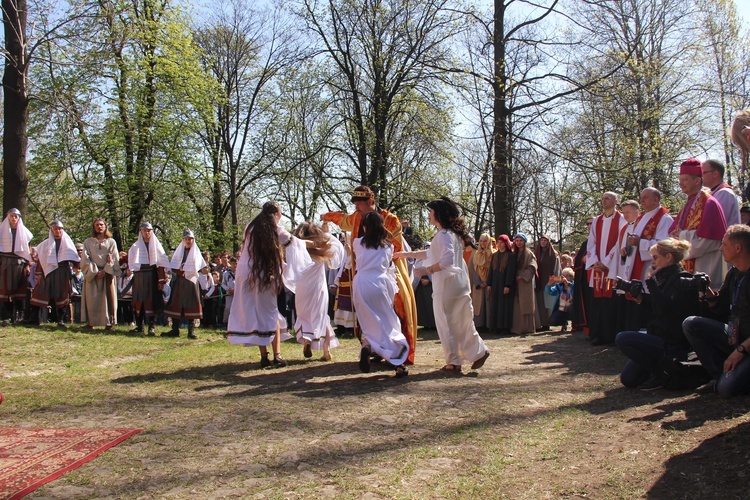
[2,0,29,215]
[194,0,298,250]
[299,0,459,208]
[29,0,216,248]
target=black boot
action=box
[131,317,144,335]
[56,308,67,328]
[161,325,179,337]
[187,322,197,339]
[147,317,156,336]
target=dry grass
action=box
[2,323,750,499]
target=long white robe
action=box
[227,225,293,347]
[427,230,488,366]
[351,239,409,366]
[286,233,345,351]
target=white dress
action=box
[351,238,409,366]
[286,233,345,351]
[227,225,293,347]
[427,230,488,366]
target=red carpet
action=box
[0,427,141,499]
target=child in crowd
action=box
[545,267,575,331]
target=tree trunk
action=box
[2,0,29,217]
[493,0,511,237]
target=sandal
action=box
[395,365,409,378]
[471,350,490,370]
[359,346,371,373]
[439,364,462,373]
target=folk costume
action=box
[323,190,417,365]
[0,209,33,323]
[286,232,345,354]
[534,237,560,330]
[81,234,121,328]
[487,235,516,334]
[333,246,356,329]
[128,222,169,335]
[669,160,728,286]
[585,210,626,343]
[469,241,495,329]
[227,224,294,347]
[427,229,489,369]
[351,238,409,367]
[163,230,206,339]
[31,221,80,325]
[571,237,589,333]
[511,237,539,335]
[412,252,436,329]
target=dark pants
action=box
[615,331,689,387]
[683,316,750,397]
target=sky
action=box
[735,0,750,24]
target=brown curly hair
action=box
[293,221,333,264]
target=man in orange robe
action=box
[322,185,418,364]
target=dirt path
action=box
[10,328,750,498]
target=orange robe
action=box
[323,209,418,364]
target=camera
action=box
[614,276,643,299]
[677,272,711,293]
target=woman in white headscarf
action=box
[162,229,206,339]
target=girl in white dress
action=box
[351,212,409,377]
[395,197,490,373]
[287,221,345,361]
[227,201,292,367]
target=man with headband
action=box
[128,222,170,336]
[31,220,80,327]
[322,185,418,365]
[0,208,33,325]
[162,229,206,339]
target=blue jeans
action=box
[615,331,689,387]
[683,315,750,397]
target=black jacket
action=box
[643,264,700,347]
[701,267,750,343]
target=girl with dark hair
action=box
[287,221,345,361]
[227,201,292,367]
[395,197,490,373]
[351,211,410,377]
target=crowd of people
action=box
[3,152,750,391]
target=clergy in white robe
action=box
[585,192,627,344]
[703,159,740,227]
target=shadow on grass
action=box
[110,357,470,399]
[522,331,624,376]
[648,419,750,498]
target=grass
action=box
[2,323,750,498]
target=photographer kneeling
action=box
[683,224,750,396]
[615,238,702,390]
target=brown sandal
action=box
[471,351,490,370]
[439,364,462,373]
